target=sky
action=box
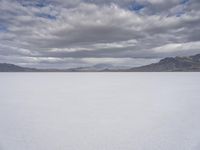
[0,0,200,69]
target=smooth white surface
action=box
[0,73,200,150]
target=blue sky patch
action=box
[0,24,7,32]
[18,0,48,8]
[176,11,185,17]
[36,13,56,20]
[180,0,189,4]
[129,2,145,11]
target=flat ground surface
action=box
[0,73,200,150]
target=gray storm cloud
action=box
[0,0,199,68]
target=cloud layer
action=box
[0,0,199,68]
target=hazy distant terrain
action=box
[1,54,200,72]
[0,73,200,150]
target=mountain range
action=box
[1,54,200,72]
[127,53,200,72]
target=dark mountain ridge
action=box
[0,63,37,72]
[0,54,200,72]
[128,54,200,72]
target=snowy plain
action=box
[0,73,200,150]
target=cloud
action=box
[0,0,199,68]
